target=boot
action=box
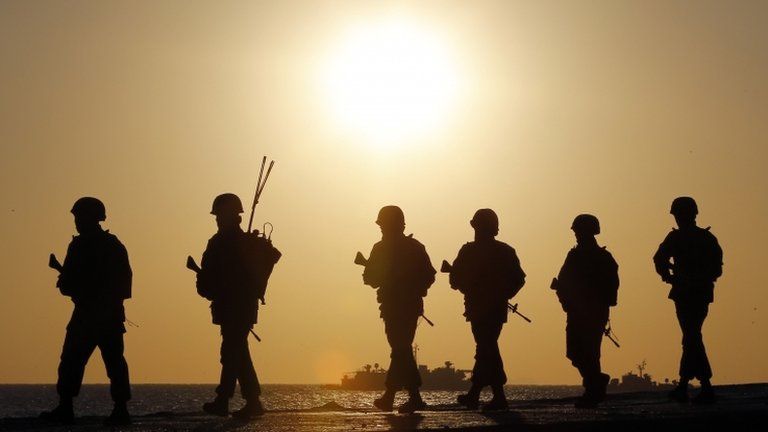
[481,397,509,412]
[104,402,131,426]
[457,393,479,410]
[373,391,395,412]
[692,383,716,405]
[668,383,689,403]
[202,396,229,417]
[397,395,426,414]
[595,373,610,402]
[232,398,264,420]
[574,394,599,409]
[39,400,74,425]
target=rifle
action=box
[604,321,620,348]
[354,251,434,327]
[186,256,261,342]
[50,253,140,328]
[48,253,63,273]
[441,260,532,323]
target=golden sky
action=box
[1,0,766,385]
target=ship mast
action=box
[637,360,647,377]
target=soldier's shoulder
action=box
[597,245,618,263]
[205,232,225,247]
[697,226,721,245]
[404,234,425,247]
[597,244,613,255]
[662,228,681,242]
[493,240,516,252]
[103,231,126,246]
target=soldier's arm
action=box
[604,251,619,306]
[653,233,675,282]
[553,250,576,311]
[109,239,132,300]
[56,240,77,297]
[709,233,724,282]
[417,244,436,296]
[505,247,526,300]
[362,244,384,288]
[448,245,470,292]
[196,240,216,300]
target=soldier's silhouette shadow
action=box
[480,406,525,426]
[384,412,424,430]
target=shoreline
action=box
[1,383,766,431]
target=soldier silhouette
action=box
[551,214,619,408]
[197,193,281,419]
[653,197,722,404]
[40,197,133,425]
[362,206,436,414]
[447,209,525,411]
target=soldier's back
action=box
[558,244,618,308]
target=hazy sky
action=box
[1,0,766,385]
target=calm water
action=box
[0,384,582,418]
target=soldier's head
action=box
[571,214,600,242]
[670,196,698,227]
[71,197,106,233]
[376,205,405,236]
[211,193,243,230]
[470,208,499,239]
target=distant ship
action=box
[339,361,471,391]
[339,346,471,391]
[607,360,677,393]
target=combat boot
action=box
[481,397,509,412]
[39,401,74,425]
[397,396,426,414]
[668,384,689,403]
[104,402,131,426]
[232,398,264,420]
[202,396,229,417]
[373,392,395,412]
[456,393,479,410]
[692,385,716,405]
[596,373,610,402]
[574,394,599,409]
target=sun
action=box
[321,18,462,147]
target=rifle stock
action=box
[354,251,368,266]
[49,253,63,273]
[440,260,452,273]
[186,256,202,273]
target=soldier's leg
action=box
[216,325,239,399]
[487,321,506,388]
[565,315,585,376]
[235,327,261,400]
[384,315,421,392]
[470,320,506,389]
[98,331,131,403]
[57,326,98,401]
[675,301,712,382]
[401,314,421,393]
[581,320,607,397]
[470,321,488,389]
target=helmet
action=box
[571,214,600,235]
[376,205,405,227]
[470,208,499,232]
[71,197,106,222]
[670,196,698,216]
[211,193,244,216]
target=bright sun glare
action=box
[322,18,462,147]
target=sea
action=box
[0,384,582,418]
